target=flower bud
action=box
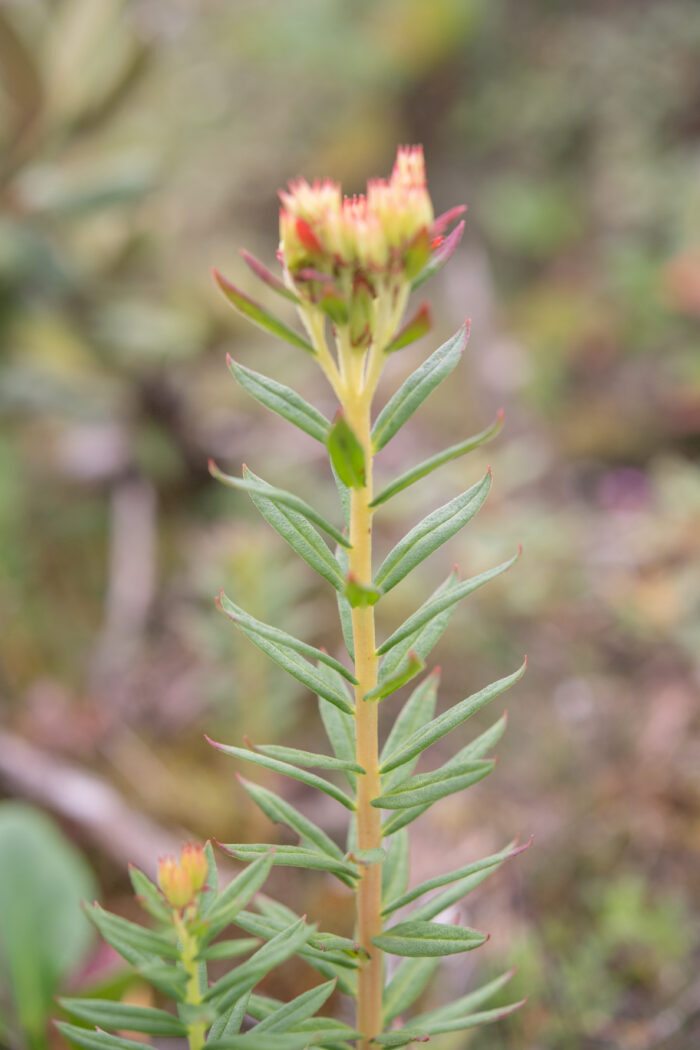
[157,843,208,909]
[180,843,208,893]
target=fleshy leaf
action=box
[227,357,329,443]
[213,269,314,353]
[327,413,366,489]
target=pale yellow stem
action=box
[173,914,206,1050]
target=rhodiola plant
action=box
[206,147,529,1046]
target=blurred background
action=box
[1,1,699,1048]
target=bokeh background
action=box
[1,1,700,1048]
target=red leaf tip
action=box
[517,542,523,556]
[497,407,505,422]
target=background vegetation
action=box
[1,1,699,1047]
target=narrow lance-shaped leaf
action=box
[335,544,355,659]
[217,591,357,685]
[58,1000,187,1038]
[237,776,346,861]
[411,967,517,1028]
[371,1032,429,1047]
[371,411,504,507]
[219,844,358,882]
[380,672,439,774]
[251,742,363,773]
[410,219,466,290]
[378,549,520,656]
[128,864,171,923]
[227,356,329,443]
[372,758,494,810]
[381,828,410,908]
[411,1001,526,1037]
[374,471,491,594]
[253,980,337,1033]
[384,302,431,355]
[377,575,457,685]
[363,652,424,703]
[316,664,357,789]
[56,1024,161,1050]
[381,659,527,774]
[382,958,439,1025]
[372,322,468,452]
[210,462,350,549]
[327,412,366,489]
[203,849,275,937]
[373,919,488,958]
[84,903,179,961]
[213,269,314,354]
[239,249,299,303]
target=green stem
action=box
[173,914,206,1050]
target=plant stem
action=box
[173,915,206,1050]
[344,383,383,1048]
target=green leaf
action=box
[374,472,491,594]
[58,999,186,1037]
[372,759,493,810]
[409,864,508,923]
[239,250,299,303]
[346,847,386,866]
[206,993,250,1042]
[364,653,424,703]
[214,270,314,354]
[0,803,97,1048]
[218,591,357,685]
[382,829,409,904]
[204,918,311,1012]
[56,1024,154,1050]
[252,743,363,773]
[383,842,527,916]
[411,968,517,1028]
[203,850,275,938]
[207,740,355,810]
[316,668,357,789]
[238,776,345,862]
[377,575,456,686]
[379,674,439,791]
[201,840,219,914]
[382,958,438,1025]
[377,551,519,655]
[128,864,171,923]
[85,903,179,960]
[371,324,468,452]
[381,804,431,837]
[371,1031,429,1046]
[251,898,364,959]
[345,576,382,609]
[254,980,336,1032]
[335,545,355,659]
[227,357,329,443]
[134,961,187,1000]
[243,471,346,591]
[414,1001,525,1036]
[371,412,504,507]
[380,659,527,774]
[372,920,487,957]
[210,463,350,550]
[410,220,465,290]
[196,938,259,961]
[384,302,431,355]
[220,844,358,882]
[327,413,366,488]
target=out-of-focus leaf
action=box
[214,270,314,354]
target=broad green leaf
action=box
[227,357,329,442]
[197,939,259,961]
[203,850,275,938]
[204,918,311,1012]
[380,659,527,774]
[238,776,345,861]
[371,412,504,507]
[327,413,366,488]
[220,844,358,882]
[214,270,314,354]
[384,302,431,355]
[411,968,517,1027]
[382,958,438,1025]
[377,573,457,685]
[239,250,299,303]
[85,904,178,960]
[383,842,526,916]
[210,463,350,549]
[207,739,355,810]
[379,674,439,792]
[0,803,96,1049]
[364,653,424,703]
[378,551,519,655]
[371,1031,429,1046]
[252,743,362,773]
[58,999,186,1037]
[56,1024,154,1050]
[371,324,468,452]
[254,980,336,1032]
[372,920,487,957]
[372,759,493,810]
[245,475,346,591]
[381,829,409,905]
[218,591,357,685]
[374,472,491,594]
[128,864,171,923]
[414,1001,525,1036]
[410,220,465,290]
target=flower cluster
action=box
[157,843,208,910]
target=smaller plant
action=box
[57,843,360,1050]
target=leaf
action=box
[380,659,527,774]
[384,303,431,355]
[85,903,179,961]
[213,269,314,354]
[374,472,492,594]
[207,739,355,810]
[237,774,346,863]
[411,968,517,1027]
[381,805,431,837]
[383,841,529,916]
[372,759,493,810]
[364,653,424,703]
[253,980,336,1032]
[372,920,487,957]
[243,471,346,591]
[56,1024,155,1050]
[210,462,350,550]
[377,576,456,686]
[196,938,259,961]
[252,743,363,773]
[382,958,438,1025]
[408,864,509,923]
[240,249,299,303]
[414,1001,526,1036]
[58,999,186,1037]
[220,844,357,881]
[206,993,250,1042]
[204,918,311,1012]
[346,847,386,866]
[327,413,366,488]
[218,591,357,684]
[134,961,187,1000]
[379,671,440,787]
[316,668,357,789]
[203,850,275,938]
[251,898,364,959]
[410,220,466,290]
[377,551,519,655]
[128,865,171,923]
[370,412,504,507]
[371,324,468,452]
[371,1031,429,1046]
[335,545,355,659]
[345,576,382,609]
[381,829,409,905]
[227,357,329,442]
[201,840,219,914]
